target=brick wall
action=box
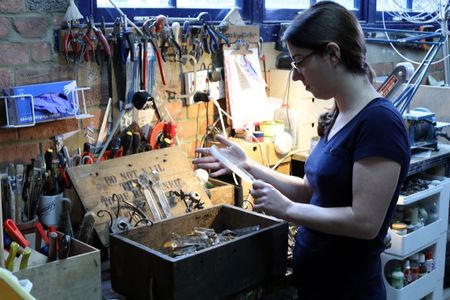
[0,0,216,168]
[0,2,446,168]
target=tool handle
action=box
[19,247,31,270]
[125,32,137,62]
[155,50,166,86]
[36,222,49,245]
[94,28,111,60]
[59,235,71,259]
[48,232,58,262]
[4,219,30,247]
[142,39,148,91]
[6,241,19,271]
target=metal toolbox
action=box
[110,205,289,300]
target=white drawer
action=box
[385,219,443,257]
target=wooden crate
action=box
[110,205,288,300]
[208,178,235,206]
[13,234,101,300]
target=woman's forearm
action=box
[246,160,311,203]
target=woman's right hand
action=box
[192,135,249,177]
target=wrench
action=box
[138,173,162,221]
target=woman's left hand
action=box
[251,180,292,219]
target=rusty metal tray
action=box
[110,205,288,300]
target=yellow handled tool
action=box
[5,241,19,271]
[19,248,31,270]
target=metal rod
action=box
[108,0,144,36]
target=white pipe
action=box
[108,0,144,36]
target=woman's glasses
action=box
[290,51,317,72]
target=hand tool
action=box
[53,129,80,153]
[138,173,162,222]
[142,17,167,86]
[63,22,80,63]
[201,24,211,54]
[59,198,73,237]
[4,219,30,248]
[132,132,141,154]
[88,16,111,62]
[59,235,71,259]
[181,21,190,56]
[15,164,24,223]
[35,222,49,255]
[77,211,96,244]
[81,26,96,63]
[19,247,31,270]
[122,130,133,156]
[148,170,172,218]
[44,148,53,172]
[7,163,16,222]
[6,241,19,271]
[141,36,149,91]
[48,231,58,262]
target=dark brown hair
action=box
[282,1,375,137]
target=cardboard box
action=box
[110,205,288,300]
[13,233,101,300]
[1,80,79,126]
[208,178,235,206]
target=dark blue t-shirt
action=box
[293,98,410,299]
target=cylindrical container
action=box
[407,207,419,225]
[251,131,264,143]
[274,104,298,147]
[391,267,404,289]
[260,120,285,141]
[403,260,412,285]
[418,253,427,277]
[37,193,71,227]
[425,251,434,272]
[391,223,407,235]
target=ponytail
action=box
[363,62,376,85]
[317,105,339,138]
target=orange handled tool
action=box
[36,222,49,245]
[4,219,30,248]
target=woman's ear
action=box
[326,42,341,66]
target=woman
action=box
[193,2,410,299]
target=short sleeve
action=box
[353,105,410,164]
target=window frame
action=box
[76,0,440,43]
[77,0,249,23]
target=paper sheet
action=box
[223,47,272,130]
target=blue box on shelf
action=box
[1,80,79,126]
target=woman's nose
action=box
[291,69,303,82]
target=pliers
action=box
[63,22,80,63]
[142,17,167,86]
[81,28,96,63]
[88,16,111,63]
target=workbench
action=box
[291,143,450,178]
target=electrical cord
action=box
[381,9,450,66]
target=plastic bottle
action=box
[418,253,427,277]
[425,251,434,272]
[403,260,412,285]
[427,202,439,224]
[391,267,404,289]
[274,104,298,147]
[411,262,419,282]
